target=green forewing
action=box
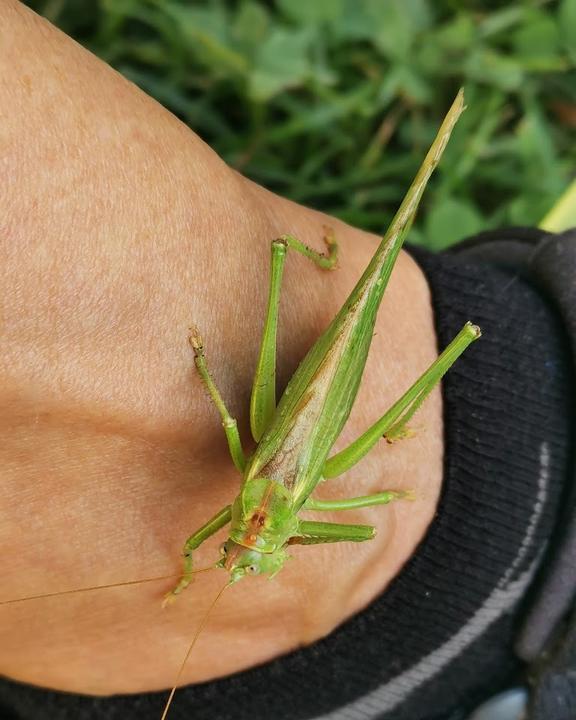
[245,91,465,509]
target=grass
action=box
[25,0,576,249]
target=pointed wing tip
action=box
[447,88,466,126]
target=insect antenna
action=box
[0,567,217,605]
[160,578,230,720]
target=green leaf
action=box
[377,64,431,104]
[434,13,476,52]
[336,0,432,57]
[249,28,313,101]
[100,0,138,16]
[509,193,556,227]
[161,4,248,76]
[370,0,429,59]
[512,10,561,66]
[478,6,525,38]
[275,0,344,24]
[559,0,576,62]
[517,111,554,168]
[424,198,483,251]
[233,1,270,56]
[465,49,524,91]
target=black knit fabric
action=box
[0,245,572,720]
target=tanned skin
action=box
[0,0,443,695]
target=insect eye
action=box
[219,543,228,556]
[246,564,259,576]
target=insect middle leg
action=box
[250,230,338,442]
[164,505,232,605]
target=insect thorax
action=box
[229,477,298,553]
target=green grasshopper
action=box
[164,90,479,602]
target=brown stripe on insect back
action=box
[253,299,364,494]
[240,481,275,547]
[256,389,314,491]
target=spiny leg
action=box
[250,230,338,442]
[304,489,413,512]
[289,519,376,545]
[189,329,246,473]
[164,505,232,605]
[323,322,481,479]
[249,240,286,442]
[282,230,338,269]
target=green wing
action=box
[245,91,464,509]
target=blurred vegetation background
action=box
[25,0,576,249]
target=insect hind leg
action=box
[250,230,338,442]
[322,322,480,479]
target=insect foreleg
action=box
[289,519,376,545]
[164,505,232,605]
[250,231,338,442]
[303,489,412,512]
[189,329,246,472]
[322,322,481,479]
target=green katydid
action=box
[163,89,478,605]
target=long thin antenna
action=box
[160,579,230,720]
[0,567,217,606]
